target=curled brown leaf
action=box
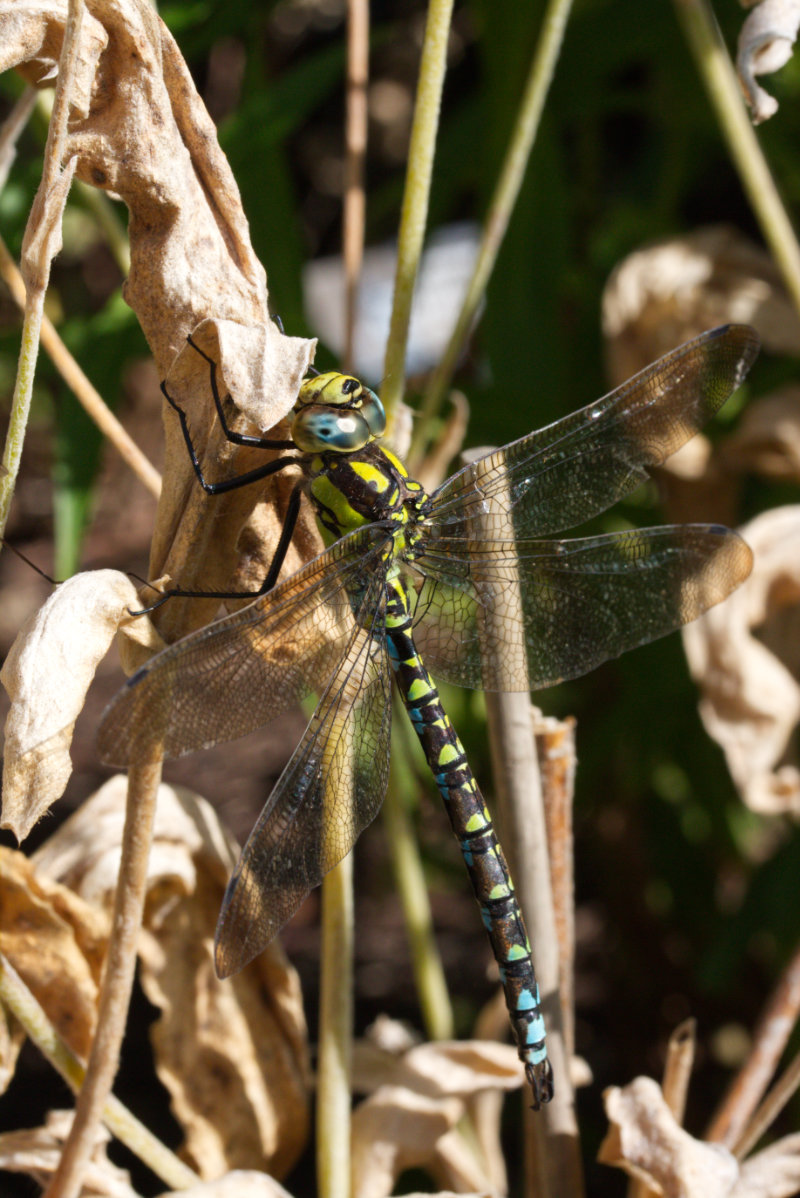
[737,0,800,124]
[0,846,108,1063]
[682,507,800,815]
[34,777,310,1179]
[601,1078,800,1198]
[0,570,145,839]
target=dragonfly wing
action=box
[429,325,759,538]
[97,525,393,765]
[408,525,753,691]
[214,570,392,976]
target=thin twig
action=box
[0,955,199,1190]
[43,753,163,1198]
[674,0,800,320]
[410,0,576,465]
[317,842,354,1198]
[733,1049,800,1160]
[0,0,83,538]
[707,940,800,1147]
[0,86,38,192]
[0,233,161,499]
[342,0,368,373]
[534,710,577,1061]
[316,8,370,1189]
[662,1018,696,1123]
[470,458,582,1197]
[629,1020,696,1198]
[381,0,454,429]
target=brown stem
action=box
[43,754,163,1198]
[706,939,800,1147]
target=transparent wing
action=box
[214,569,392,975]
[97,524,394,765]
[429,325,759,538]
[407,525,753,691]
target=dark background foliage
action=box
[1,1,800,1194]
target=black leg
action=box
[131,479,307,616]
[160,371,301,494]
[257,478,303,593]
[186,335,296,451]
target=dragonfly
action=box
[98,322,759,1107]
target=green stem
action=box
[411,0,575,464]
[675,0,800,319]
[381,0,454,430]
[317,850,354,1198]
[385,706,454,1042]
[0,955,199,1191]
[0,303,43,536]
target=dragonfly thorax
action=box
[306,441,430,539]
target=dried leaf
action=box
[21,155,77,292]
[600,1077,739,1195]
[352,1020,524,1098]
[0,845,108,1061]
[0,1109,137,1197]
[721,386,800,483]
[601,1080,800,1198]
[351,1086,473,1198]
[0,570,143,838]
[156,1173,293,1198]
[0,3,318,653]
[682,507,800,814]
[350,1019,521,1198]
[737,0,800,124]
[602,226,800,386]
[34,777,310,1179]
[0,986,24,1097]
[737,1133,800,1198]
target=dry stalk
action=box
[0,232,161,498]
[707,940,800,1148]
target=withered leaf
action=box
[34,777,310,1180]
[0,845,108,1062]
[0,570,144,839]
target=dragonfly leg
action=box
[185,334,296,452]
[130,479,305,614]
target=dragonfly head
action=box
[292,371,386,453]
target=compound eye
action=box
[291,404,372,453]
[360,389,386,438]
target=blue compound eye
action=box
[360,389,386,438]
[292,404,372,452]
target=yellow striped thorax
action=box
[294,372,430,541]
[292,371,386,454]
[307,441,429,539]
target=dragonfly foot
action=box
[526,1060,554,1109]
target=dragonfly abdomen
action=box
[385,576,553,1106]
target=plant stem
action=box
[385,712,454,1042]
[342,0,368,373]
[0,955,198,1191]
[43,753,163,1198]
[0,234,161,499]
[381,0,454,430]
[675,0,800,319]
[411,0,575,465]
[317,850,354,1198]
